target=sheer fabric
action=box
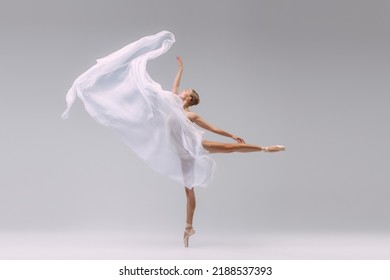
[62,31,216,188]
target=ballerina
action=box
[171,56,285,247]
[61,31,285,248]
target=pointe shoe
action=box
[264,145,285,152]
[183,223,195,248]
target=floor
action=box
[1,229,389,259]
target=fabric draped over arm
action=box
[61,31,216,189]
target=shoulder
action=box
[186,111,199,122]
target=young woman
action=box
[171,56,284,247]
[61,31,285,248]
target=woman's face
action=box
[179,88,193,101]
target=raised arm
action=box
[171,56,183,94]
[187,112,245,143]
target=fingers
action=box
[233,136,245,143]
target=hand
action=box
[176,56,183,67]
[232,135,245,143]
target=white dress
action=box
[62,31,216,188]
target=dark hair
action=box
[189,90,200,106]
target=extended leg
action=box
[201,140,285,154]
[202,140,262,153]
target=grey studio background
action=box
[0,0,389,259]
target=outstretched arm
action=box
[187,112,245,143]
[171,56,183,94]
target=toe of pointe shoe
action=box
[266,145,286,152]
[183,228,195,247]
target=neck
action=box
[183,103,190,110]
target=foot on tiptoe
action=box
[264,145,286,152]
[183,223,195,248]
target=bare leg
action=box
[184,187,196,247]
[202,140,285,154]
[185,187,196,225]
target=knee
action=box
[224,143,237,153]
[185,187,195,198]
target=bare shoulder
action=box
[186,111,199,122]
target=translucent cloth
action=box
[61,31,216,188]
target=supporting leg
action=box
[185,187,196,225]
[184,187,196,247]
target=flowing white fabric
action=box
[62,31,216,188]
